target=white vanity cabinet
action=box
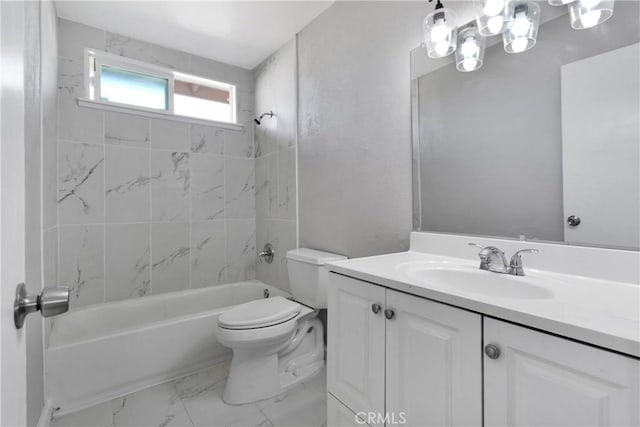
[327,273,483,427]
[484,318,640,427]
[327,272,640,427]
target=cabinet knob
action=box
[484,344,501,359]
[384,308,395,320]
[371,303,382,314]
[567,215,581,227]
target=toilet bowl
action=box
[215,248,346,404]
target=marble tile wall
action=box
[253,39,298,293]
[55,18,256,310]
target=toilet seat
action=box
[218,296,301,330]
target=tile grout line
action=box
[147,117,153,297]
[172,379,196,427]
[188,124,193,290]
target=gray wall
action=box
[417,2,640,241]
[297,2,425,258]
[254,39,298,292]
[53,19,256,310]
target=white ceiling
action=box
[55,1,335,70]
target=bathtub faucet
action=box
[258,243,275,264]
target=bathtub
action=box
[46,281,288,415]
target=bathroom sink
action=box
[399,265,555,300]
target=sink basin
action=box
[399,265,555,300]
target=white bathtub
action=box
[46,281,288,415]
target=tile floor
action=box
[51,361,327,427]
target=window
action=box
[86,50,236,124]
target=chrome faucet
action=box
[468,243,539,276]
[468,243,509,273]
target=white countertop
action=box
[327,245,640,358]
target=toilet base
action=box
[223,317,325,405]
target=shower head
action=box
[254,110,274,125]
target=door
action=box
[385,289,482,427]
[484,318,640,426]
[327,393,369,427]
[561,43,640,248]
[1,1,28,425]
[327,273,386,425]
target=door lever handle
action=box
[14,283,70,329]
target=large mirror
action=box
[411,1,639,249]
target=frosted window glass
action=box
[100,65,168,110]
[174,95,233,122]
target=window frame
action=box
[82,48,238,127]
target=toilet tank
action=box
[286,248,347,309]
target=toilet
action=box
[215,248,347,404]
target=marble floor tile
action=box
[172,363,229,401]
[51,361,326,427]
[179,380,265,427]
[111,382,192,427]
[257,369,327,427]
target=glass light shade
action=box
[474,0,515,36]
[503,2,540,54]
[455,26,486,72]
[568,0,614,29]
[423,8,458,58]
[548,0,576,5]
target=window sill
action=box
[77,98,244,131]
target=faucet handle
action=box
[509,249,539,276]
[511,248,539,261]
[468,243,485,250]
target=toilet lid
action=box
[218,296,301,330]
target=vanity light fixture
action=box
[567,0,615,29]
[455,25,486,72]
[474,0,515,36]
[423,0,458,58]
[423,0,615,72]
[503,2,540,53]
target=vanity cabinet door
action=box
[484,318,640,427]
[385,289,482,427]
[327,273,386,425]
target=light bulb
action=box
[579,9,602,27]
[434,41,450,56]
[511,15,530,36]
[568,0,613,29]
[462,58,479,71]
[430,21,449,43]
[460,38,478,57]
[487,15,505,33]
[455,26,485,72]
[510,37,528,52]
[483,0,505,16]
